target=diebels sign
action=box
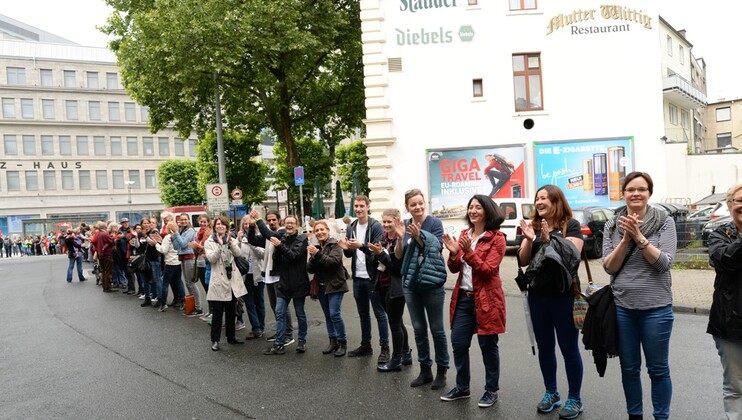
[400,0,458,13]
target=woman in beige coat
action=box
[205,215,247,351]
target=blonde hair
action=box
[313,220,329,231]
[726,184,742,207]
[382,208,401,219]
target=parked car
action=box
[687,205,715,242]
[492,198,534,246]
[709,202,731,220]
[702,215,733,247]
[572,206,614,259]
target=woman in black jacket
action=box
[308,220,349,357]
[370,209,411,372]
[707,183,742,420]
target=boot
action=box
[377,344,391,364]
[322,337,338,355]
[377,355,402,372]
[430,365,448,390]
[410,364,433,387]
[628,416,643,420]
[334,340,347,357]
[347,341,373,357]
[401,348,413,365]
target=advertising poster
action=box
[428,146,526,220]
[534,137,633,208]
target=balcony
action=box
[663,75,707,109]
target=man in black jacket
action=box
[340,196,390,363]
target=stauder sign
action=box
[400,0,458,13]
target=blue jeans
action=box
[245,278,266,334]
[528,292,583,399]
[275,296,307,346]
[451,294,500,392]
[142,260,160,302]
[616,304,674,419]
[319,285,346,342]
[112,263,127,288]
[160,264,182,304]
[403,286,449,367]
[353,278,389,345]
[66,255,85,282]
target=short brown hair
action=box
[531,185,573,229]
[404,188,424,206]
[622,171,654,196]
[354,195,370,206]
[213,215,230,229]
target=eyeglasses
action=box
[624,187,649,194]
[731,198,742,205]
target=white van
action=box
[492,198,535,246]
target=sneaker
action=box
[263,344,285,355]
[266,333,277,342]
[440,387,471,402]
[348,343,373,357]
[377,345,391,364]
[151,297,158,303]
[537,391,562,413]
[158,304,168,312]
[478,391,498,408]
[284,338,296,346]
[558,399,584,419]
[296,340,307,353]
[138,294,146,300]
[235,322,246,331]
[245,331,264,340]
[188,310,204,318]
[140,301,152,307]
[200,313,212,322]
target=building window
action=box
[6,67,26,85]
[94,136,106,156]
[65,100,78,120]
[681,109,690,130]
[86,72,99,88]
[174,139,185,156]
[717,132,732,148]
[25,171,39,191]
[40,69,53,86]
[41,135,54,155]
[129,170,141,189]
[188,139,197,157]
[509,0,536,10]
[96,170,108,189]
[7,171,20,191]
[473,79,483,97]
[667,36,673,56]
[2,98,15,118]
[127,136,138,156]
[679,46,685,65]
[4,135,17,155]
[64,70,77,87]
[106,72,118,89]
[716,107,731,122]
[42,99,55,119]
[43,170,56,190]
[79,170,91,190]
[512,53,543,111]
[112,170,125,189]
[111,136,122,156]
[59,135,72,155]
[143,137,154,156]
[21,98,34,118]
[145,170,156,188]
[141,106,149,122]
[108,102,120,121]
[158,137,170,156]
[61,170,74,190]
[124,102,136,121]
[77,136,89,155]
[88,101,101,120]
[668,103,678,125]
[468,0,478,5]
[23,135,36,155]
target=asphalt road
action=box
[0,256,726,419]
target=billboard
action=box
[428,146,526,220]
[534,137,633,208]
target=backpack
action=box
[491,153,515,175]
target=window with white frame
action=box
[76,136,89,155]
[143,137,154,156]
[128,170,141,189]
[106,72,118,89]
[667,36,673,56]
[158,137,170,156]
[188,139,197,157]
[4,135,17,155]
[141,106,149,122]
[65,100,78,120]
[111,136,122,156]
[6,67,26,85]
[112,170,125,189]
[716,107,731,122]
[64,70,76,87]
[7,171,20,191]
[679,46,685,65]
[25,171,39,191]
[59,135,72,155]
[145,170,156,188]
[61,170,74,190]
[473,79,483,97]
[668,103,678,125]
[42,99,55,119]
[509,0,536,10]
[174,139,185,156]
[512,53,543,111]
[124,102,136,121]
[96,170,108,189]
[86,72,99,88]
[88,101,101,120]
[681,109,690,129]
[94,136,106,156]
[79,170,92,190]
[41,135,54,155]
[108,101,120,121]
[717,132,732,148]
[43,170,56,190]
[21,98,33,118]
[127,136,138,156]
[2,97,15,118]
[23,135,36,155]
[40,69,53,86]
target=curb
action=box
[673,304,710,316]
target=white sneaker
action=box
[235,322,246,331]
[138,294,146,300]
[200,313,212,322]
[284,338,296,346]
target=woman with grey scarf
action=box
[602,171,676,420]
[204,215,248,351]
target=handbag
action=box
[234,255,250,276]
[128,253,150,274]
[309,276,319,300]
[572,249,591,330]
[514,254,528,292]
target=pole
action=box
[299,185,305,228]
[127,185,132,220]
[214,72,227,184]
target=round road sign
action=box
[231,188,243,200]
[211,185,223,197]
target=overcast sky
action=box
[2,0,741,102]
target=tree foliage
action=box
[195,131,270,205]
[157,160,202,206]
[335,141,370,195]
[103,0,364,168]
[272,137,334,212]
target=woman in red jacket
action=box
[440,194,507,408]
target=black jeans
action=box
[380,287,409,358]
[210,294,237,343]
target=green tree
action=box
[157,160,202,206]
[195,131,270,205]
[272,137,333,213]
[335,141,370,195]
[103,0,364,168]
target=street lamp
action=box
[125,181,135,221]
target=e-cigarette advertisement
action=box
[533,137,633,207]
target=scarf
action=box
[613,204,668,239]
[211,231,234,267]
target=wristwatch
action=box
[638,238,647,249]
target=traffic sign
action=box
[294,166,305,186]
[231,188,243,200]
[206,183,229,212]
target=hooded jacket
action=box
[707,222,742,341]
[274,232,310,299]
